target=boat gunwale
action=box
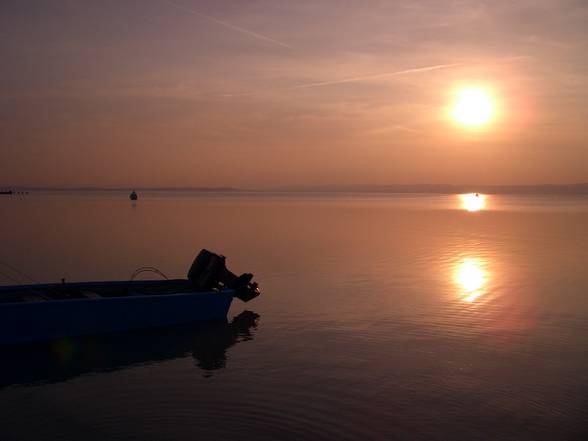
[0,289,235,307]
[0,280,235,305]
[0,279,193,293]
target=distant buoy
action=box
[130,190,138,201]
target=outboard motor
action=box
[187,249,261,302]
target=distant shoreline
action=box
[2,184,588,195]
[269,183,588,195]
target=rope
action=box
[129,266,169,281]
[0,261,54,298]
[0,261,38,284]
[0,269,23,284]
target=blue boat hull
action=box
[0,290,234,345]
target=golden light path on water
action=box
[454,193,490,302]
[461,193,486,212]
[454,258,489,303]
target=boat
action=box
[0,249,260,345]
[0,190,13,195]
[129,190,138,200]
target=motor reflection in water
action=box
[0,311,259,387]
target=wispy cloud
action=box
[163,0,292,49]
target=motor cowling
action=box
[187,249,261,302]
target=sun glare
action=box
[452,88,494,126]
[461,193,486,212]
[455,259,488,303]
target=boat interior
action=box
[0,280,200,304]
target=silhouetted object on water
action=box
[129,190,138,200]
[0,249,261,344]
[188,249,260,302]
[0,311,260,387]
[0,190,13,195]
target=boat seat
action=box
[21,294,51,302]
[80,291,102,299]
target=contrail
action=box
[293,63,461,89]
[163,0,292,49]
[217,63,462,98]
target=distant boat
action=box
[0,190,13,195]
[0,249,260,345]
[129,190,138,200]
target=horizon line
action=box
[3,183,588,195]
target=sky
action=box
[1,0,587,188]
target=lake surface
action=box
[1,191,588,440]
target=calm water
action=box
[1,192,588,440]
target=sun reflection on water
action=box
[455,258,488,303]
[461,193,486,212]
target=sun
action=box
[451,87,494,126]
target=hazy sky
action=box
[1,0,587,188]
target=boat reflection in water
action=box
[454,258,489,303]
[0,310,259,387]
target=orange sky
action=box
[1,0,587,188]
